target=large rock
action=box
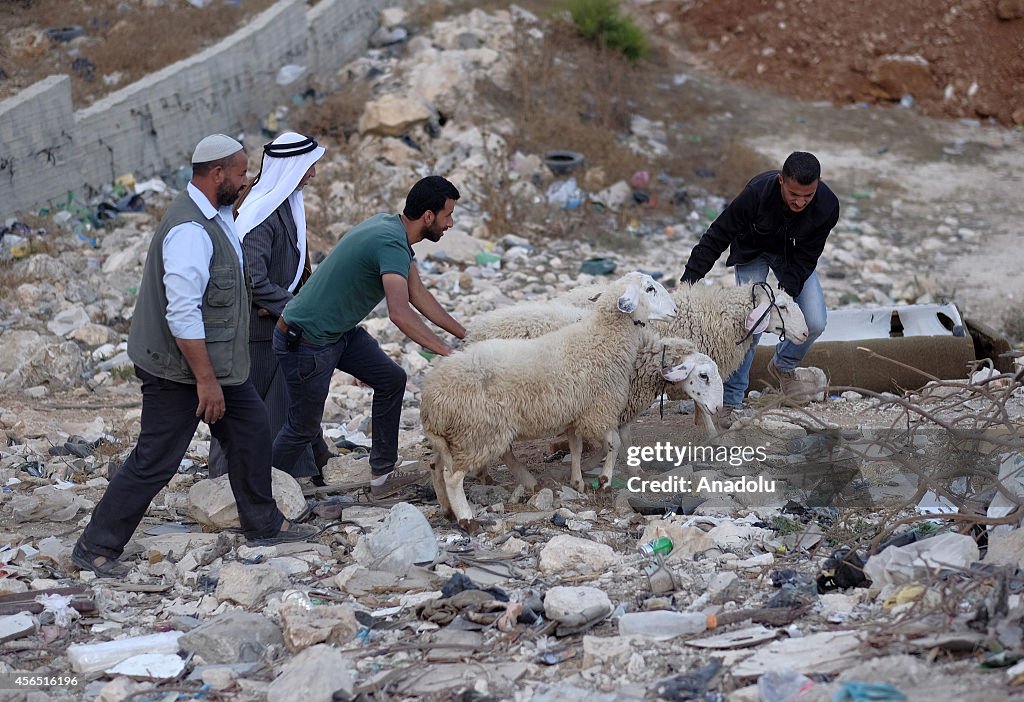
[352,502,439,573]
[214,562,290,608]
[0,330,85,390]
[357,94,435,137]
[538,535,617,574]
[189,468,305,529]
[996,0,1024,20]
[869,54,938,101]
[985,529,1024,568]
[405,47,500,115]
[543,586,612,624]
[179,611,283,663]
[47,306,92,337]
[415,229,488,265]
[266,644,355,702]
[279,602,359,652]
[71,323,117,347]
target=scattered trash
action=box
[833,681,907,702]
[757,669,814,702]
[862,532,979,588]
[639,537,674,558]
[67,631,184,674]
[543,150,585,175]
[579,257,616,276]
[546,177,584,209]
[618,610,717,640]
[651,658,722,701]
[36,593,77,627]
[44,26,85,42]
[275,64,307,85]
[767,570,818,608]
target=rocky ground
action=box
[2,3,1024,702]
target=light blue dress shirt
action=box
[162,183,245,339]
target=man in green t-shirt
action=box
[272,176,466,497]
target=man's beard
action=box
[423,222,445,242]
[216,182,240,207]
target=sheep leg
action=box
[502,449,538,493]
[443,466,479,534]
[427,438,454,520]
[566,427,586,493]
[597,428,621,489]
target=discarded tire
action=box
[543,150,585,175]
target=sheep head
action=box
[614,271,677,324]
[750,286,809,343]
[662,351,724,417]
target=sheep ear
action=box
[617,284,641,313]
[663,358,696,382]
[745,301,771,333]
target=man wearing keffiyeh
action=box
[208,132,333,486]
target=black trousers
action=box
[78,367,283,559]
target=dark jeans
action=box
[78,367,284,559]
[208,339,331,479]
[272,325,406,476]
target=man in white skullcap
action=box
[72,134,317,577]
[207,132,333,488]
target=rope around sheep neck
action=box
[735,281,786,346]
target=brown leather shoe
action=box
[369,466,425,498]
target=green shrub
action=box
[568,0,648,61]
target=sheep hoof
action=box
[458,518,481,535]
[480,474,495,485]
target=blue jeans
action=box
[272,326,407,476]
[723,254,827,407]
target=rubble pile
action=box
[1,5,1024,702]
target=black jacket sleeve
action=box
[680,184,758,284]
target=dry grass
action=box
[0,0,276,106]
[292,79,372,142]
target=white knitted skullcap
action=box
[191,134,243,164]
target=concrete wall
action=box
[0,0,379,221]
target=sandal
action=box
[71,543,132,578]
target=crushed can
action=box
[638,536,674,558]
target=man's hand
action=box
[175,338,226,424]
[196,378,226,423]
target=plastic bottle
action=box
[617,610,717,640]
[756,669,814,701]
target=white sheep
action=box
[467,320,724,490]
[656,282,808,429]
[420,272,677,532]
[556,281,809,432]
[464,301,587,343]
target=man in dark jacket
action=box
[680,151,839,414]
